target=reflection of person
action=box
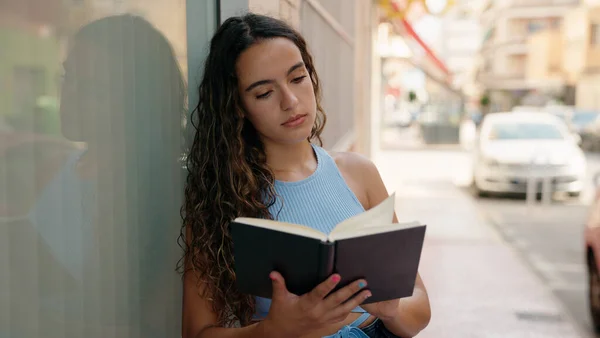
[180,13,431,338]
[15,14,185,337]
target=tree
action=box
[408,90,417,103]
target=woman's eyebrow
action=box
[245,61,305,92]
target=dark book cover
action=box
[230,221,426,303]
[333,226,427,304]
[230,223,333,297]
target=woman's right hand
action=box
[262,271,371,338]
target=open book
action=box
[230,193,426,304]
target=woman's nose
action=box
[280,86,299,111]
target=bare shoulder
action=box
[327,150,386,209]
[329,150,378,178]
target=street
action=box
[376,127,600,337]
[478,196,591,335]
[476,152,600,337]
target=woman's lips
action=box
[282,114,307,128]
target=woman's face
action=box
[236,37,317,145]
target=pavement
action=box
[373,148,585,338]
[479,199,593,336]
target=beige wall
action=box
[562,6,589,84]
[249,0,301,28]
[586,7,600,71]
[248,0,374,156]
[561,5,600,110]
[577,73,600,110]
[526,29,562,81]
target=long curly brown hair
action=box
[179,13,327,327]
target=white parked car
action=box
[472,112,586,197]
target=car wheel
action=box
[589,252,600,332]
[569,191,581,198]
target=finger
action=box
[305,274,341,304]
[270,271,289,300]
[324,279,368,309]
[329,289,372,319]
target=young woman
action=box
[181,13,431,338]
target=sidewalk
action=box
[373,149,584,338]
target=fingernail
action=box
[269,272,276,280]
[358,282,366,288]
[332,275,341,283]
[365,292,372,298]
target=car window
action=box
[487,122,566,140]
[572,113,599,126]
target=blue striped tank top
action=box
[253,143,368,320]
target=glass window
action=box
[572,112,599,127]
[0,1,215,336]
[527,20,546,34]
[488,122,566,141]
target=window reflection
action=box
[1,2,187,337]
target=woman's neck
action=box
[264,140,317,181]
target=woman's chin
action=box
[279,131,314,145]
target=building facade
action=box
[439,0,483,102]
[477,0,579,110]
[563,4,600,110]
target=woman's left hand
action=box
[360,298,401,320]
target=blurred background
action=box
[374,1,600,337]
[2,0,600,337]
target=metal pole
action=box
[526,174,537,206]
[541,175,553,205]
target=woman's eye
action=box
[256,91,272,99]
[292,75,307,84]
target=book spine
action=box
[317,242,336,283]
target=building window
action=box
[527,21,546,34]
[591,24,600,46]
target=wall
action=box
[586,7,600,71]
[562,6,588,84]
[576,72,600,110]
[249,0,301,27]
[526,29,563,81]
[440,6,482,94]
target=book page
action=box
[233,217,328,241]
[329,192,396,238]
[328,221,422,242]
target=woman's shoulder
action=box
[326,150,382,209]
[327,150,377,176]
[327,150,392,214]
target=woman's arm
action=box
[182,268,278,338]
[376,273,430,337]
[182,225,278,338]
[364,156,431,337]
